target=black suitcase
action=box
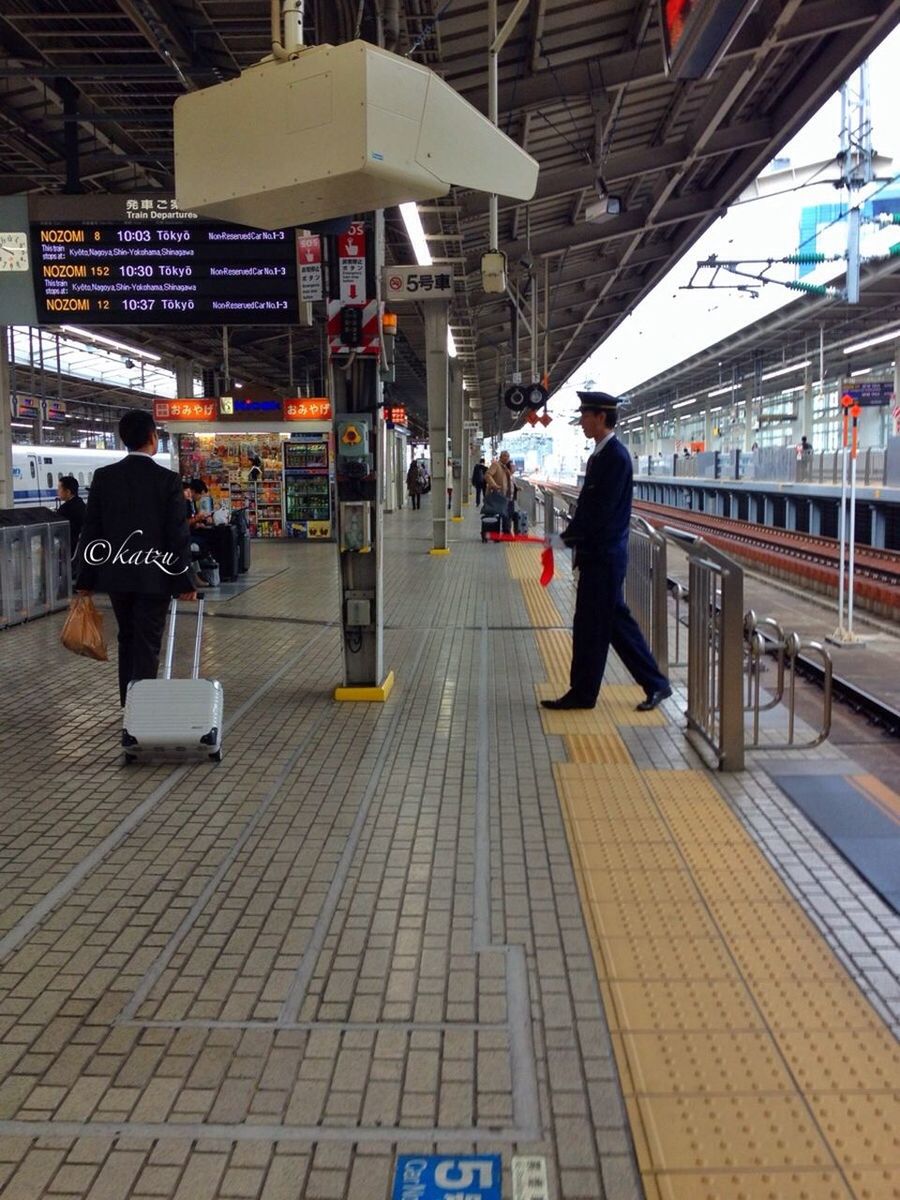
[231,511,251,574]
[210,524,239,581]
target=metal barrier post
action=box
[626,516,668,677]
[668,529,744,771]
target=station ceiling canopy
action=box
[1,0,899,432]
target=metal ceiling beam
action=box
[459,119,773,221]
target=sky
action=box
[507,23,900,464]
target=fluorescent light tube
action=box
[644,407,664,417]
[399,202,433,267]
[672,396,698,410]
[60,326,162,362]
[842,327,900,354]
[447,329,457,358]
[760,360,810,382]
[707,384,733,398]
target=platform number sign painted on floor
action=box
[392,1155,501,1200]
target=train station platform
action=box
[0,506,898,1200]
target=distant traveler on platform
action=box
[485,451,515,532]
[406,460,425,510]
[542,392,671,713]
[75,410,196,708]
[56,475,86,557]
[472,459,487,507]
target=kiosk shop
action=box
[153,396,334,540]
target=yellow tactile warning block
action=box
[519,579,563,628]
[655,1170,854,1200]
[505,540,543,580]
[564,731,632,763]
[553,762,900,1198]
[535,628,574,684]
[514,545,900,1200]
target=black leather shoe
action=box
[541,692,596,711]
[635,685,672,712]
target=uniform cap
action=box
[570,391,621,424]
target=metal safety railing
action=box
[666,527,745,772]
[744,610,833,750]
[626,515,669,678]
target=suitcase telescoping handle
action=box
[163,595,205,681]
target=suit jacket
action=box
[561,435,633,565]
[75,454,192,596]
[57,496,86,556]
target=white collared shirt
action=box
[590,431,616,458]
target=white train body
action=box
[11,445,177,508]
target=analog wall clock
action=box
[0,232,29,271]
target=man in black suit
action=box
[56,475,86,557]
[75,410,196,707]
[542,392,671,712]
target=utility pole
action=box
[840,62,875,305]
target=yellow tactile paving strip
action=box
[507,546,900,1200]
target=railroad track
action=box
[538,484,900,613]
[633,501,900,587]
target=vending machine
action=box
[283,434,333,539]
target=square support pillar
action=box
[424,303,450,552]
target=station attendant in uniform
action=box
[542,391,671,712]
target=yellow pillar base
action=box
[430,547,451,556]
[334,670,395,702]
[450,516,464,523]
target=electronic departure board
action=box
[30,220,300,325]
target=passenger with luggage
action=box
[74,410,196,708]
[541,392,671,713]
[485,452,515,533]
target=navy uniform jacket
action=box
[74,454,192,596]
[561,435,633,566]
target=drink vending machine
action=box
[283,434,333,539]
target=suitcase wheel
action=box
[210,749,223,763]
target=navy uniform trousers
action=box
[570,549,668,706]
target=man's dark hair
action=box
[604,409,619,429]
[119,409,156,451]
[190,477,208,495]
[59,474,79,496]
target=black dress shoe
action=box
[541,692,596,711]
[635,685,672,712]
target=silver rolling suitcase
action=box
[122,596,224,764]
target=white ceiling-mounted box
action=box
[174,40,539,229]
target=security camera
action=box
[125,358,136,369]
[520,254,534,272]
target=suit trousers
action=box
[570,554,668,705]
[109,591,171,707]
